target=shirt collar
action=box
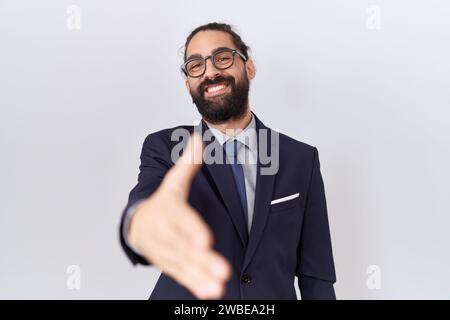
[204,113,257,152]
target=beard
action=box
[190,72,250,124]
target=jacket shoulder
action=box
[143,124,194,147]
[277,131,317,155]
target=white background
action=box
[1,0,449,299]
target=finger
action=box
[169,206,232,281]
[171,231,232,282]
[165,260,225,299]
[171,253,226,299]
[162,133,203,198]
[171,205,214,249]
[154,215,231,280]
[153,215,231,282]
[181,247,232,283]
[151,232,226,299]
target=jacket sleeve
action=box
[119,132,172,266]
[296,147,337,299]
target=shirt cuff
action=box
[122,199,146,256]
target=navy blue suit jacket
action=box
[119,114,336,299]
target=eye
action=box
[218,57,231,62]
[214,51,234,65]
[188,62,203,71]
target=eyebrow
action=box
[185,47,232,61]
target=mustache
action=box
[199,76,235,93]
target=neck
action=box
[205,107,252,135]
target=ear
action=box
[246,58,256,80]
[185,79,190,91]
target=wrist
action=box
[128,200,147,250]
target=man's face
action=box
[184,30,255,124]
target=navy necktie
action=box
[224,139,248,231]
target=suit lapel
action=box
[194,115,277,263]
[199,120,249,248]
[243,115,276,270]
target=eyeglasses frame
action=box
[181,48,248,78]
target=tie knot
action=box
[224,139,241,161]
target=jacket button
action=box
[241,274,252,284]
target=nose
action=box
[203,58,221,79]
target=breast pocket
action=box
[270,193,301,213]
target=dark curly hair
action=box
[183,22,250,61]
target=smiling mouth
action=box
[204,82,230,97]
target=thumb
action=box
[162,133,204,198]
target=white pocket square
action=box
[270,193,300,205]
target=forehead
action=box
[186,30,235,59]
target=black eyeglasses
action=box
[181,48,247,78]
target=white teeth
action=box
[207,84,226,93]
